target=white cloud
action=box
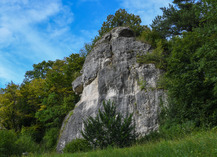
[119,0,173,25]
[0,27,15,47]
[26,3,60,23]
[80,29,98,40]
[0,0,83,87]
[0,53,23,86]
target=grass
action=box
[28,129,217,157]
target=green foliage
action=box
[164,27,217,126]
[137,38,168,69]
[99,9,146,37]
[137,27,162,48]
[79,43,93,56]
[0,53,84,143]
[140,121,197,144]
[0,82,22,131]
[137,78,147,90]
[20,125,43,143]
[63,139,92,153]
[16,133,39,153]
[84,9,146,55]
[42,128,59,150]
[33,130,217,157]
[0,130,18,157]
[81,100,137,149]
[137,27,171,70]
[24,60,54,81]
[0,130,39,156]
[158,1,217,127]
[151,0,202,38]
[137,0,217,131]
[156,74,170,89]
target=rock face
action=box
[57,27,165,152]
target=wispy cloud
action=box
[0,52,23,87]
[0,0,174,88]
[119,0,173,26]
[0,0,87,87]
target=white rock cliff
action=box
[57,27,165,152]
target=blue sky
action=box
[0,0,172,88]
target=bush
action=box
[20,125,43,143]
[0,130,18,157]
[137,121,197,144]
[42,128,59,150]
[63,138,91,153]
[16,134,39,154]
[81,100,137,149]
[138,28,162,48]
[0,130,40,156]
[137,39,168,69]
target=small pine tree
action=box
[81,100,137,149]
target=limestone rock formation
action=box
[57,27,165,152]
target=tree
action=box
[0,52,85,144]
[79,43,93,56]
[0,82,21,131]
[162,0,217,126]
[99,9,146,37]
[84,9,146,55]
[24,60,54,81]
[35,54,84,128]
[151,0,202,38]
[81,101,137,149]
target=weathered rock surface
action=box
[57,27,165,152]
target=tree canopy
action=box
[82,9,146,55]
[139,0,217,127]
[99,9,146,37]
[151,0,202,38]
[0,53,85,143]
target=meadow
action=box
[29,129,217,157]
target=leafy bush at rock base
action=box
[63,138,91,153]
[81,100,137,149]
[42,127,59,150]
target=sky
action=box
[0,0,172,88]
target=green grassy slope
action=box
[30,129,217,157]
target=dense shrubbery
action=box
[137,0,217,128]
[137,121,197,144]
[0,130,39,156]
[63,139,91,153]
[0,53,85,145]
[42,128,59,150]
[0,130,18,156]
[16,133,39,154]
[81,101,137,149]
